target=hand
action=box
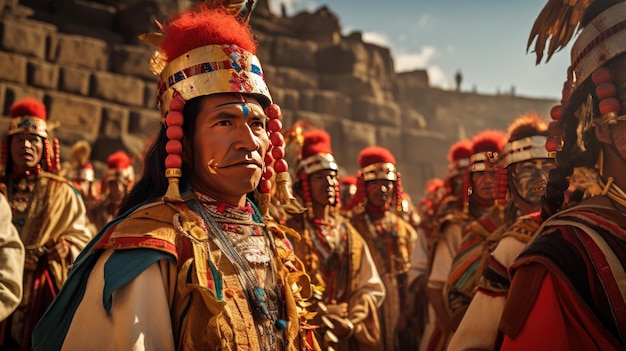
[325,314,354,339]
[46,239,71,261]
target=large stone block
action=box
[1,83,44,115]
[45,92,103,139]
[319,74,385,100]
[270,67,318,91]
[0,52,27,84]
[111,44,155,81]
[376,126,403,162]
[401,129,447,164]
[49,33,108,70]
[127,107,161,140]
[299,89,351,118]
[401,107,427,129]
[336,119,377,172]
[351,97,401,127]
[143,81,158,109]
[59,66,91,95]
[0,19,54,60]
[100,105,131,138]
[270,87,300,112]
[316,40,368,76]
[91,71,145,106]
[27,59,59,89]
[272,37,318,71]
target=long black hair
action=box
[117,97,205,214]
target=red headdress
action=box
[1,97,60,177]
[140,3,296,217]
[446,139,472,178]
[295,128,339,217]
[347,146,405,212]
[101,150,135,195]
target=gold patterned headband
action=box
[156,44,272,118]
[501,135,551,168]
[8,116,48,138]
[362,162,397,182]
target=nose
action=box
[235,124,260,152]
[326,175,338,186]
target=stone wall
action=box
[0,0,557,201]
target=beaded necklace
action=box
[190,193,287,350]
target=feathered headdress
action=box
[446,139,472,178]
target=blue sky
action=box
[268,0,572,100]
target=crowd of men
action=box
[1,0,625,350]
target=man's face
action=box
[510,158,555,205]
[187,94,270,205]
[10,133,44,170]
[309,169,338,209]
[471,171,495,201]
[365,179,395,208]
[107,180,126,208]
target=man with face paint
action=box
[33,4,319,351]
[345,146,417,351]
[0,97,94,350]
[287,128,385,350]
[498,1,626,349]
[447,114,555,351]
[423,129,507,351]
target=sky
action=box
[268,0,573,100]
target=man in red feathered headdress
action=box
[448,114,556,350]
[345,145,417,351]
[286,128,385,350]
[0,98,94,350]
[33,3,319,351]
[89,150,136,230]
[423,129,508,351]
[60,140,100,229]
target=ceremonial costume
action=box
[424,130,506,351]
[91,150,135,230]
[449,115,554,350]
[0,98,94,350]
[346,146,417,351]
[0,193,24,322]
[287,129,384,350]
[33,4,318,351]
[60,140,100,230]
[500,1,626,349]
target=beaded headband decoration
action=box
[501,135,551,168]
[8,116,48,139]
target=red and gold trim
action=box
[8,115,48,138]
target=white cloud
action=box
[427,66,451,89]
[394,46,437,72]
[362,32,391,47]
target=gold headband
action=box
[157,44,272,117]
[501,135,551,168]
[8,116,48,138]
[468,151,499,172]
[67,168,95,182]
[571,2,626,89]
[297,153,338,176]
[362,162,397,182]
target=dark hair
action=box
[117,97,205,214]
[540,77,602,220]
